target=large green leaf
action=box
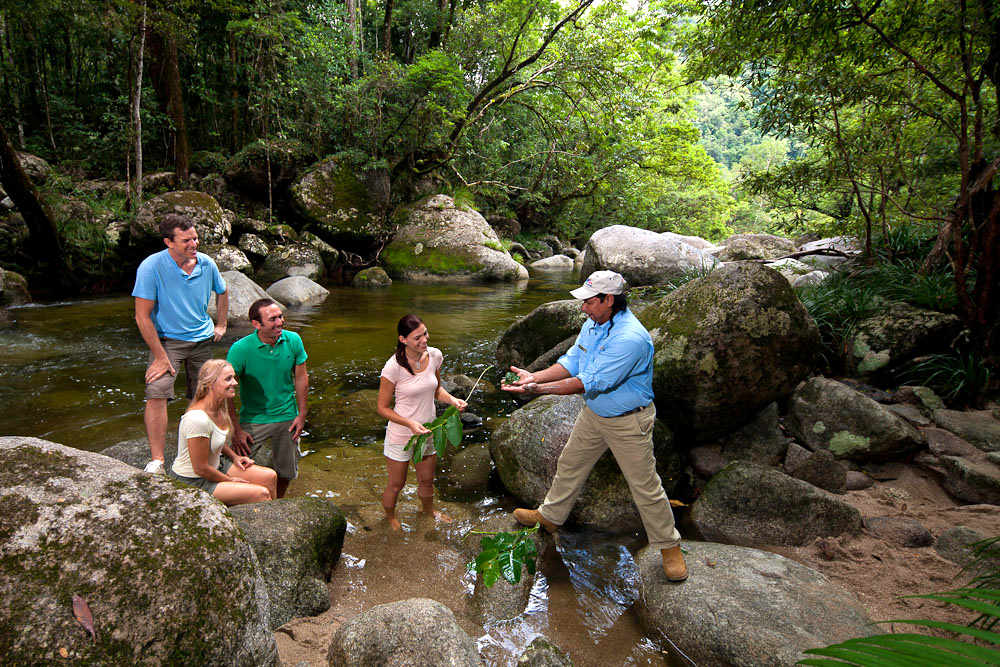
[433,423,447,458]
[445,411,463,447]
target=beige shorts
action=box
[145,338,214,400]
[244,420,298,480]
[384,438,438,463]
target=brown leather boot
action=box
[661,546,688,582]
[513,508,558,534]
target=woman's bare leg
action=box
[213,481,271,506]
[229,464,278,499]
[414,455,450,522]
[383,457,409,530]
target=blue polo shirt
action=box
[132,250,226,341]
[557,308,655,417]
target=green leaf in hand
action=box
[504,371,519,385]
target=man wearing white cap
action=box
[501,270,687,582]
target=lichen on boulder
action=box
[291,157,392,243]
[846,302,962,377]
[131,190,230,246]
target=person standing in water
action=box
[376,314,467,530]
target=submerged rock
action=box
[691,462,862,546]
[327,598,482,666]
[530,255,574,271]
[517,636,573,666]
[437,444,493,501]
[468,514,546,623]
[229,498,346,629]
[635,541,873,666]
[0,436,277,665]
[352,266,392,288]
[581,225,716,286]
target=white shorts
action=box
[384,439,436,463]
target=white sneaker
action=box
[144,459,165,475]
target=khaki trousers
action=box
[538,402,681,551]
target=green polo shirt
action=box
[226,330,308,424]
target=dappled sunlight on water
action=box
[1,274,693,665]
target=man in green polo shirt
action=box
[227,298,308,497]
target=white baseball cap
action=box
[570,270,626,299]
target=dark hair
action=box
[159,213,195,240]
[249,298,279,323]
[395,314,424,375]
[596,293,628,331]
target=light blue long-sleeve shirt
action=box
[556,307,655,417]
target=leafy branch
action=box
[467,525,539,588]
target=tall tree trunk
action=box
[0,124,76,292]
[148,29,189,180]
[229,32,240,151]
[382,0,394,58]
[130,1,147,208]
[346,0,358,78]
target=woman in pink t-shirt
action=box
[377,314,467,530]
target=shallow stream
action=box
[1,275,692,666]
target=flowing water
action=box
[1,274,692,666]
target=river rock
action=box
[229,498,346,629]
[797,236,860,269]
[691,462,862,546]
[327,598,483,666]
[490,394,683,533]
[936,455,1000,505]
[437,444,493,501]
[0,436,277,665]
[267,275,329,306]
[292,157,391,242]
[208,270,282,322]
[239,233,271,259]
[256,243,324,285]
[764,257,814,282]
[887,403,933,427]
[864,516,933,547]
[931,409,1000,453]
[383,195,527,282]
[786,377,923,460]
[468,514,546,622]
[203,243,253,275]
[785,447,847,494]
[352,266,392,288]
[299,231,341,269]
[131,190,231,246]
[661,231,714,250]
[0,267,30,306]
[894,385,946,413]
[716,233,795,261]
[934,526,998,570]
[580,225,716,286]
[141,171,177,193]
[846,470,875,490]
[101,436,177,470]
[0,211,28,257]
[496,299,586,372]
[224,138,317,199]
[846,303,962,377]
[635,541,872,666]
[517,636,573,666]
[530,255,575,271]
[638,262,819,440]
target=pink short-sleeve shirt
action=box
[381,346,443,444]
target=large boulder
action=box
[661,231,715,250]
[383,195,527,282]
[0,437,277,665]
[202,243,253,275]
[530,255,574,271]
[580,225,716,286]
[715,233,796,261]
[256,243,324,285]
[17,152,52,184]
[931,409,1000,453]
[352,266,392,288]
[131,191,230,246]
[786,377,923,460]
[229,498,346,629]
[238,233,271,259]
[327,598,483,666]
[846,303,962,377]
[0,267,30,306]
[266,275,329,307]
[496,299,586,371]
[224,138,316,200]
[490,394,683,533]
[690,462,863,546]
[208,270,283,322]
[635,541,873,666]
[638,262,819,440]
[291,157,392,243]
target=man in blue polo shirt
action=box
[133,214,228,474]
[226,298,308,498]
[502,270,687,582]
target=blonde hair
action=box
[191,359,234,429]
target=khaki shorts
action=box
[244,420,299,480]
[145,338,214,400]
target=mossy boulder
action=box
[786,377,923,460]
[580,224,717,286]
[255,243,324,285]
[635,541,873,666]
[489,394,683,533]
[352,266,392,288]
[328,598,483,666]
[208,270,282,323]
[228,498,346,629]
[238,233,270,259]
[846,303,962,377]
[690,462,863,546]
[383,195,528,283]
[715,233,796,261]
[224,138,316,200]
[202,243,253,275]
[131,190,230,246]
[496,299,587,372]
[298,231,341,270]
[0,267,30,306]
[291,157,392,243]
[0,436,278,665]
[638,262,819,440]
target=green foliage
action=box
[900,353,992,409]
[467,525,539,588]
[503,371,519,385]
[404,405,463,463]
[797,272,883,367]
